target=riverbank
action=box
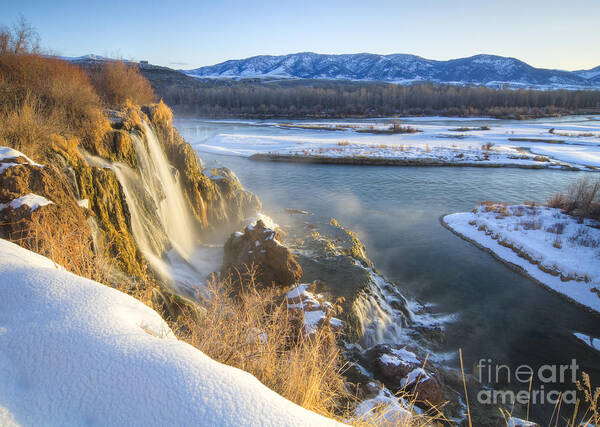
[442,203,600,313]
[249,152,574,169]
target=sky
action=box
[2,0,599,71]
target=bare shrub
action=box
[568,228,600,248]
[546,222,566,235]
[88,60,155,107]
[552,236,562,249]
[548,177,600,220]
[519,219,542,230]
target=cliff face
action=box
[0,101,260,290]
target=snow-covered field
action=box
[0,238,339,426]
[182,116,600,170]
[443,204,600,313]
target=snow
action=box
[183,116,600,169]
[286,284,310,299]
[0,147,39,165]
[379,348,421,368]
[574,332,600,352]
[0,238,339,426]
[507,417,538,427]
[379,354,404,366]
[0,147,43,175]
[443,205,600,313]
[0,193,54,212]
[246,213,279,231]
[400,368,430,388]
[285,284,343,333]
[354,386,413,424]
[389,347,421,365]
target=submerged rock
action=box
[222,219,302,288]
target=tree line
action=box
[157,80,600,119]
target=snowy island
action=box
[443,202,600,313]
[192,116,600,171]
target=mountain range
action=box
[182,52,600,90]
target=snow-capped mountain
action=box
[184,53,600,89]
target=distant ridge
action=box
[182,52,600,90]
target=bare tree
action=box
[11,15,40,54]
[0,15,40,55]
[0,26,11,54]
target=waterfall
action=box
[352,269,413,348]
[85,122,219,295]
[133,122,197,259]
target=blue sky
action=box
[3,0,599,70]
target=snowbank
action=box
[443,204,600,313]
[0,239,339,426]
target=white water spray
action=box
[352,270,413,348]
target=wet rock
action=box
[366,344,445,407]
[285,282,344,333]
[166,141,261,232]
[222,219,302,288]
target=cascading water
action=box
[85,122,220,295]
[134,123,198,259]
[352,269,414,348]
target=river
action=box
[176,116,600,422]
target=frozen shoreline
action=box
[442,205,600,313]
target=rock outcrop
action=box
[365,344,445,407]
[222,219,302,287]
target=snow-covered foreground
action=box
[183,116,600,169]
[0,239,339,427]
[443,204,600,313]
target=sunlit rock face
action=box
[222,219,302,288]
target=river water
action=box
[176,116,600,422]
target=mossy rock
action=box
[76,165,148,279]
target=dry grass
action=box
[168,269,352,418]
[5,209,105,281]
[167,269,446,425]
[575,372,600,426]
[3,207,153,304]
[0,53,109,162]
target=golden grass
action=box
[0,53,109,162]
[168,270,351,417]
[4,207,154,305]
